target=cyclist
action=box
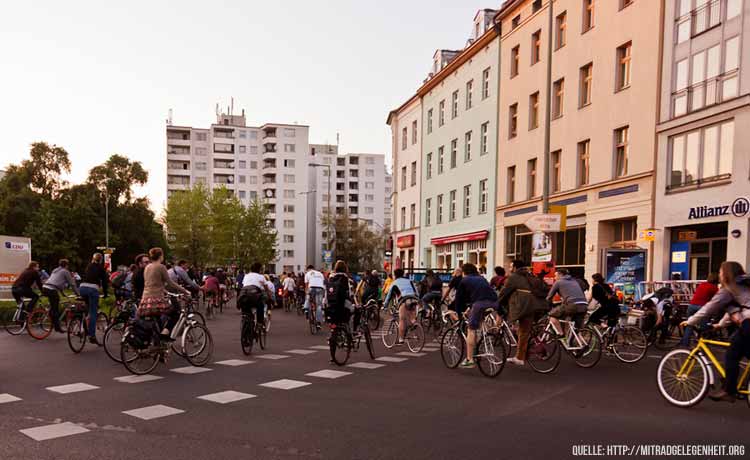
[41,259,79,333]
[681,261,750,402]
[138,247,190,337]
[304,265,327,329]
[201,270,220,308]
[169,259,200,295]
[490,266,507,292]
[420,270,443,311]
[382,268,418,345]
[444,267,463,311]
[240,263,273,327]
[216,268,228,303]
[587,273,620,328]
[361,270,381,305]
[11,261,42,312]
[546,268,588,336]
[132,253,149,302]
[451,263,499,369]
[282,272,296,308]
[79,253,109,345]
[326,260,355,326]
[679,272,719,347]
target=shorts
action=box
[549,301,586,319]
[398,295,420,310]
[468,301,498,330]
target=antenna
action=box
[215,103,219,117]
[167,108,173,126]
[231,97,234,115]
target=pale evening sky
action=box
[0,0,493,212]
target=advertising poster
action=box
[531,232,552,262]
[0,236,32,299]
[605,250,646,285]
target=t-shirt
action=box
[305,270,326,289]
[690,282,719,307]
[283,277,296,291]
[242,272,267,290]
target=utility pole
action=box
[542,0,554,214]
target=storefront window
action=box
[553,227,586,267]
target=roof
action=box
[494,0,524,22]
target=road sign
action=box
[384,250,392,258]
[639,228,657,242]
[525,213,563,233]
[548,205,567,232]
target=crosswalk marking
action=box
[123,404,185,420]
[396,352,426,357]
[256,354,291,360]
[308,345,330,350]
[170,366,213,375]
[46,383,100,394]
[215,359,255,366]
[0,393,22,404]
[197,391,257,404]
[20,422,89,441]
[422,347,440,352]
[376,356,409,363]
[285,349,318,355]
[259,379,312,390]
[114,375,164,384]
[347,362,386,369]
[305,369,352,379]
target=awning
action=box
[430,230,489,246]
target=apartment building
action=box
[653,0,749,279]
[494,0,662,281]
[166,109,310,273]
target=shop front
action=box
[429,230,489,272]
[395,234,416,271]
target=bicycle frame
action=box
[679,338,750,395]
[545,320,587,351]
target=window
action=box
[410,161,417,186]
[284,144,296,153]
[528,158,537,199]
[437,194,444,224]
[466,80,474,109]
[283,204,295,213]
[283,128,296,137]
[439,100,445,126]
[410,204,416,228]
[250,146,258,154]
[426,153,433,179]
[400,207,406,230]
[551,150,561,192]
[412,120,418,144]
[282,250,294,258]
[425,198,432,226]
[195,147,207,156]
[529,92,540,130]
[479,179,488,214]
[668,120,734,188]
[283,220,295,229]
[531,30,541,65]
[438,146,445,174]
[482,67,491,99]
[614,126,629,178]
[195,162,207,171]
[509,104,518,138]
[512,14,521,29]
[552,227,587,267]
[283,235,294,243]
[724,36,740,99]
[691,0,721,37]
[195,132,207,142]
[463,185,472,218]
[239,175,246,184]
[578,139,590,186]
[284,174,295,184]
[249,191,257,200]
[533,0,542,12]
[507,166,516,203]
[250,161,258,169]
[239,130,247,139]
[239,145,247,154]
[616,42,632,90]
[480,122,489,155]
[450,139,458,168]
[214,143,233,153]
[511,45,520,78]
[449,190,457,221]
[427,109,433,134]
[464,131,472,162]
[284,189,295,198]
[556,11,567,49]
[579,63,593,107]
[582,0,594,32]
[727,0,742,20]
[284,159,295,167]
[553,78,564,118]
[365,207,374,214]
[249,176,258,184]
[451,90,459,118]
[401,166,407,191]
[239,190,246,199]
[402,127,407,150]
[365,169,374,177]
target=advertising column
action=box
[0,236,32,300]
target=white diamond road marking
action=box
[347,362,386,370]
[20,422,89,442]
[306,369,352,379]
[0,393,22,404]
[397,352,426,357]
[114,375,164,384]
[422,347,439,352]
[308,345,330,350]
[256,354,290,360]
[376,356,409,363]
[122,404,185,420]
[197,391,256,404]
[285,349,317,355]
[259,379,312,390]
[46,383,100,394]
[170,366,213,374]
[215,359,255,366]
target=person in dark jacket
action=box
[79,253,109,344]
[490,266,507,291]
[444,267,463,311]
[362,270,381,304]
[452,263,498,368]
[12,261,42,311]
[587,273,620,328]
[132,253,148,301]
[326,260,355,326]
[421,270,444,308]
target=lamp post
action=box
[309,163,333,268]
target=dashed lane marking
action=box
[215,359,255,366]
[114,375,164,384]
[347,362,386,369]
[170,366,213,374]
[376,357,409,363]
[0,393,22,404]
[396,352,426,357]
[197,391,257,404]
[308,345,331,350]
[305,369,352,379]
[256,354,291,360]
[259,379,312,390]
[422,347,440,352]
[46,383,100,394]
[20,422,90,441]
[285,349,318,355]
[122,404,185,420]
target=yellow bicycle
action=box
[657,337,750,407]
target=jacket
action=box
[453,274,498,316]
[80,262,109,296]
[43,267,79,295]
[12,268,42,290]
[687,277,750,328]
[133,267,145,300]
[547,275,588,306]
[497,268,547,322]
[327,272,354,311]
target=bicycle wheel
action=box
[120,334,159,375]
[526,326,561,374]
[67,317,86,353]
[367,305,381,331]
[329,328,351,366]
[656,349,709,407]
[363,325,376,360]
[95,312,109,343]
[612,325,648,363]
[476,332,506,378]
[405,323,425,353]
[104,321,126,363]
[241,317,253,355]
[183,323,213,366]
[27,308,52,340]
[382,318,399,349]
[190,311,206,326]
[440,326,464,369]
[257,323,267,350]
[309,313,318,335]
[571,326,602,369]
[5,308,27,335]
[58,307,72,333]
[499,325,516,359]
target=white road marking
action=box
[197,391,256,404]
[285,349,317,355]
[396,352,426,357]
[0,393,22,404]
[376,356,409,363]
[170,366,213,374]
[308,345,331,350]
[648,354,664,359]
[259,379,312,390]
[122,404,185,420]
[347,362,385,370]
[421,347,440,352]
[305,369,352,379]
[215,359,255,366]
[46,383,100,394]
[256,354,290,360]
[20,422,89,441]
[114,375,164,384]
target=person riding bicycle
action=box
[216,268,229,301]
[679,272,719,347]
[325,261,356,325]
[546,268,588,337]
[42,258,79,333]
[361,270,381,305]
[169,259,200,295]
[282,273,297,306]
[681,261,750,403]
[587,273,620,328]
[79,253,110,345]
[138,247,190,338]
[451,263,499,369]
[304,265,327,329]
[12,261,43,312]
[420,270,443,311]
[383,268,418,346]
[239,263,273,327]
[132,254,149,302]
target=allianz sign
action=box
[688,197,750,220]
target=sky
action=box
[0,0,493,213]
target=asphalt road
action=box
[0,300,748,460]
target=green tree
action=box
[236,199,278,268]
[163,184,212,267]
[26,142,71,197]
[206,186,244,265]
[87,154,148,203]
[320,211,386,273]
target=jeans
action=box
[304,288,325,324]
[421,291,442,309]
[724,319,750,395]
[12,287,39,311]
[42,287,62,330]
[79,286,99,337]
[679,304,704,346]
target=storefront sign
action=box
[525,213,563,232]
[604,249,646,285]
[639,229,657,242]
[677,231,697,241]
[531,232,552,262]
[396,235,415,248]
[688,197,750,220]
[671,251,687,263]
[430,230,489,246]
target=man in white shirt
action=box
[240,263,273,326]
[304,265,327,328]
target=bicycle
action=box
[382,295,425,353]
[5,297,32,336]
[67,298,109,354]
[440,309,506,378]
[104,298,138,363]
[526,314,602,374]
[329,303,376,366]
[307,291,323,335]
[240,305,267,355]
[657,336,750,408]
[590,320,648,363]
[5,297,56,340]
[205,292,218,319]
[419,297,450,341]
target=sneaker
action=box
[507,357,525,366]
[395,339,405,346]
[708,390,736,403]
[459,359,476,368]
[88,336,102,346]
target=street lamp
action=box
[309,162,333,268]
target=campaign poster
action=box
[605,250,646,285]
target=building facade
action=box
[494,0,662,281]
[653,0,749,280]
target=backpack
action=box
[523,272,549,299]
[576,277,590,292]
[112,271,128,289]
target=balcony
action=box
[263,144,277,154]
[213,143,235,155]
[213,129,234,140]
[168,160,190,173]
[262,188,276,200]
[167,145,191,158]
[262,159,277,170]
[167,129,190,142]
[262,127,277,140]
[213,174,235,186]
